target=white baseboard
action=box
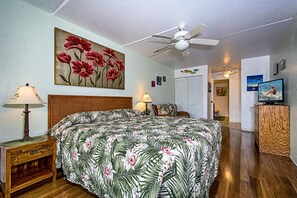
[240,127,254,132]
[290,156,297,166]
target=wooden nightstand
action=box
[0,136,56,198]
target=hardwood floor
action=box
[1,127,297,198]
[210,127,297,198]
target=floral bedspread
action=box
[48,109,221,198]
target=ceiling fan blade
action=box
[189,38,219,46]
[182,49,190,56]
[154,43,174,53]
[185,24,207,39]
[152,35,172,40]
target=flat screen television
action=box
[258,78,284,104]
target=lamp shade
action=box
[142,93,152,103]
[5,84,45,105]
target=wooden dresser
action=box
[254,105,290,156]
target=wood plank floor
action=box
[209,127,297,198]
[1,126,297,198]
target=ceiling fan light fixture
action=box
[223,71,230,78]
[175,40,189,51]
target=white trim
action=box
[122,26,178,47]
[241,128,254,132]
[216,18,293,39]
[290,156,297,166]
[52,0,70,15]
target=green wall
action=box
[270,14,297,163]
[0,1,174,141]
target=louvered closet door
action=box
[188,76,203,118]
[175,78,189,113]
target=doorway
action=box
[213,79,229,123]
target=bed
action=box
[47,95,221,198]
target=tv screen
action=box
[258,78,284,104]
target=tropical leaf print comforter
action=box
[48,109,221,198]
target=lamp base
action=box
[21,105,33,142]
[144,103,151,115]
[21,135,33,142]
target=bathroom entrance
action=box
[213,79,229,122]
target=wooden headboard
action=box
[48,95,133,129]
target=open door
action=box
[213,79,229,123]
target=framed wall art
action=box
[279,59,286,71]
[273,63,278,75]
[55,28,125,89]
[247,75,263,91]
[157,76,162,85]
[216,86,227,96]
[151,81,155,87]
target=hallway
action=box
[215,116,241,130]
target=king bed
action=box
[47,95,221,198]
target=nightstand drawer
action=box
[11,144,53,166]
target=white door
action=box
[188,76,203,118]
[175,78,189,113]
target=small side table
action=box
[0,136,56,198]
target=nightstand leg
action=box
[52,140,56,181]
[4,191,10,198]
[5,151,11,198]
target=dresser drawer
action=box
[10,144,53,165]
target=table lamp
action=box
[142,93,152,115]
[5,83,45,141]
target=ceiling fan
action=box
[216,65,237,78]
[223,70,237,78]
[152,23,219,56]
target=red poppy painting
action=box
[55,28,125,89]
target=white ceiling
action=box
[23,0,297,72]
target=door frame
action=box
[213,79,230,119]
